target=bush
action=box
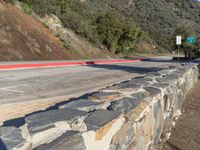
[96,12,146,53]
[21,3,33,14]
[173,25,200,58]
[96,12,123,53]
[193,42,200,57]
[118,22,146,53]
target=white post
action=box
[176,36,182,61]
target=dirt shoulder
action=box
[157,80,200,150]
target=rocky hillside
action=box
[77,0,200,49]
[1,0,200,60]
[19,0,200,51]
[0,2,114,61]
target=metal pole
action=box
[178,45,180,61]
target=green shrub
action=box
[96,12,123,53]
[21,3,33,14]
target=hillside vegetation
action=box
[16,0,154,55]
[0,1,114,60]
[18,0,200,53]
[1,0,200,60]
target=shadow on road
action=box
[142,58,178,63]
[1,92,96,128]
[87,64,162,74]
[1,60,173,128]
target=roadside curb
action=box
[0,59,141,71]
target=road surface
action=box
[0,57,175,124]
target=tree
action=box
[174,24,195,58]
[96,12,123,53]
[59,0,69,14]
[118,22,146,53]
[193,38,200,57]
[175,24,195,38]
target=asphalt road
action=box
[0,57,177,123]
[0,57,174,105]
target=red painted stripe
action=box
[0,59,141,70]
[94,59,140,64]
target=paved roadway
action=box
[0,57,175,124]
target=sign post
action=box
[185,36,197,61]
[176,36,182,61]
[185,36,196,44]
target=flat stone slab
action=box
[59,99,101,112]
[25,108,87,134]
[131,92,148,101]
[180,63,194,69]
[0,126,26,150]
[34,131,85,150]
[152,83,169,89]
[158,69,171,76]
[84,110,121,130]
[108,97,142,114]
[106,81,141,91]
[89,92,123,102]
[130,77,153,85]
[144,87,161,97]
[146,72,162,78]
[156,75,179,83]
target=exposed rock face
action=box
[39,14,114,59]
[0,64,198,150]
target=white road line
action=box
[0,84,26,93]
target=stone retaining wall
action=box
[0,64,198,150]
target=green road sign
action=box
[185,36,197,44]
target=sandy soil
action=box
[157,80,200,150]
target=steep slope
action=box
[0,2,114,61]
[21,0,200,51]
[0,2,71,60]
[84,0,200,49]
